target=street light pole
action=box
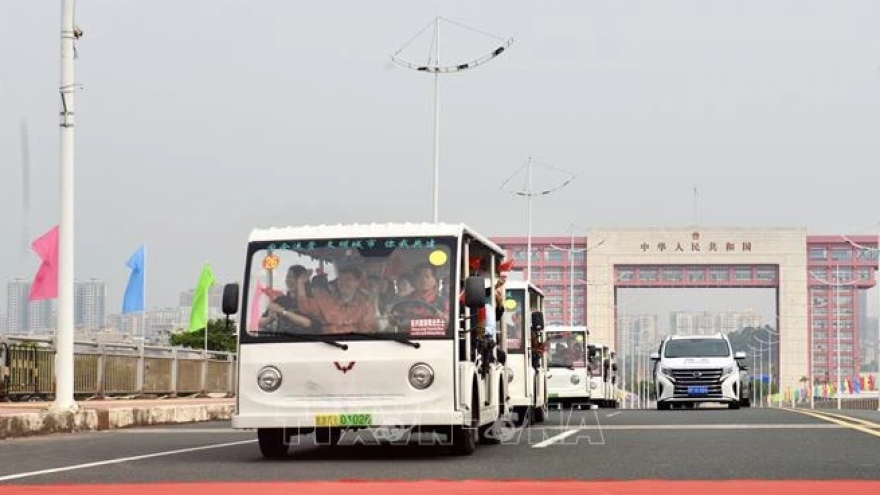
[548,224,598,326]
[52,0,79,414]
[500,157,576,283]
[841,230,880,412]
[809,268,857,411]
[391,18,513,223]
[526,158,533,282]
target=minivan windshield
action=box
[663,338,730,358]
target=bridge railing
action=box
[0,335,237,401]
[779,376,880,412]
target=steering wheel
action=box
[388,299,446,330]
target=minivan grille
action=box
[670,368,724,398]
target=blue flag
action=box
[122,245,145,314]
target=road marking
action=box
[605,412,620,417]
[800,410,880,428]
[782,408,880,439]
[117,428,253,434]
[531,429,579,448]
[0,439,256,482]
[108,424,866,433]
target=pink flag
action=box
[28,226,60,301]
[248,278,265,332]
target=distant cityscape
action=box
[618,309,764,356]
[1,276,877,370]
[1,277,226,346]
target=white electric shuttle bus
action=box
[220,223,512,458]
[587,343,620,408]
[501,279,547,426]
[544,326,591,407]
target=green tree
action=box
[170,317,237,353]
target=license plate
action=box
[314,413,372,427]
[339,413,372,426]
[688,386,708,395]
[314,414,340,427]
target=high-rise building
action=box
[6,278,54,335]
[6,279,30,334]
[75,278,107,332]
[490,236,588,327]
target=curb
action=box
[0,403,235,440]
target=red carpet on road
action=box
[4,481,880,494]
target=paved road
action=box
[1,406,878,485]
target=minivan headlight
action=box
[257,365,282,392]
[722,364,736,378]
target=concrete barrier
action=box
[0,399,235,439]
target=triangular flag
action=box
[188,262,215,331]
[28,226,59,301]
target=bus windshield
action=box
[502,288,526,352]
[240,236,458,342]
[547,331,587,368]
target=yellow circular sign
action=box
[504,299,518,310]
[428,249,448,266]
[262,254,280,270]
[576,335,584,343]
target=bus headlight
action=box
[507,368,514,383]
[257,366,282,392]
[570,374,581,385]
[408,363,434,390]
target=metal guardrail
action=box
[0,336,237,401]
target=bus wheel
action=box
[533,404,546,423]
[450,388,479,456]
[315,427,342,446]
[513,406,531,427]
[257,428,288,459]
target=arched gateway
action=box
[582,227,877,393]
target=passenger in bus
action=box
[296,265,378,334]
[259,265,315,334]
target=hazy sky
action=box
[3,0,880,316]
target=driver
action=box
[408,264,447,310]
[397,263,448,319]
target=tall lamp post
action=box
[810,267,858,410]
[747,341,768,406]
[548,225,605,326]
[499,157,576,282]
[391,17,514,223]
[841,232,880,412]
[52,0,81,413]
[753,327,779,407]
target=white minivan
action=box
[651,334,747,410]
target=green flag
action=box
[188,262,215,331]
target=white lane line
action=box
[605,412,621,417]
[110,424,849,433]
[0,439,256,482]
[117,428,253,434]
[532,429,579,448]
